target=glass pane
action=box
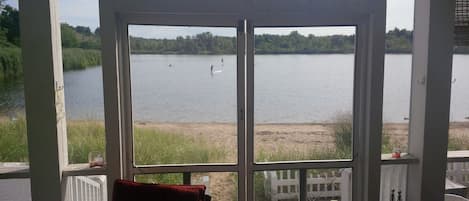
[0,179,31,201]
[0,0,28,163]
[57,0,105,164]
[380,165,407,201]
[382,0,415,154]
[446,162,469,198]
[448,55,469,151]
[254,27,356,162]
[191,172,238,201]
[134,173,183,184]
[65,175,107,201]
[255,170,299,201]
[128,25,238,165]
[306,168,352,201]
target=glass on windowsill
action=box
[88,151,105,168]
[392,147,401,159]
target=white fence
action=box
[65,175,107,201]
[264,164,469,201]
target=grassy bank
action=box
[0,47,22,80]
[62,48,101,70]
[0,117,466,194]
[0,47,101,80]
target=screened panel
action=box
[128,25,238,165]
[253,26,356,162]
[381,0,414,155]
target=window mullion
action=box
[237,19,248,201]
[246,20,256,201]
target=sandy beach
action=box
[133,121,469,200]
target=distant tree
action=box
[94,27,101,36]
[61,23,78,48]
[0,5,20,46]
[75,26,92,36]
[0,29,9,46]
[0,0,6,11]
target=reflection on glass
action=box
[306,168,352,201]
[134,173,183,184]
[256,169,352,201]
[446,162,469,198]
[448,56,469,152]
[65,175,107,201]
[129,25,238,165]
[255,170,299,201]
[191,172,238,201]
[254,27,356,162]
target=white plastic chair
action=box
[445,194,469,201]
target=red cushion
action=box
[112,179,206,201]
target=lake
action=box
[1,54,468,123]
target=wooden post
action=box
[407,0,456,200]
[19,0,68,200]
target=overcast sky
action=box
[6,0,414,39]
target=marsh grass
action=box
[448,135,469,151]
[133,128,227,165]
[0,117,28,162]
[67,121,105,164]
[62,48,101,70]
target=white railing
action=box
[380,165,407,201]
[447,162,469,186]
[65,175,107,201]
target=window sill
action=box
[0,163,30,179]
[447,150,469,162]
[381,153,419,165]
[63,163,106,177]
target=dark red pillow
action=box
[112,179,206,201]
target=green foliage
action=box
[62,48,101,70]
[133,128,226,165]
[333,113,353,155]
[332,112,394,154]
[448,135,469,151]
[135,173,183,185]
[0,28,10,47]
[130,32,236,54]
[0,117,28,162]
[0,47,22,79]
[255,172,270,201]
[0,5,19,46]
[385,28,413,53]
[60,23,101,49]
[67,121,106,164]
[61,24,79,48]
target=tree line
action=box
[131,29,469,54]
[2,1,469,80]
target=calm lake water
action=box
[1,54,468,123]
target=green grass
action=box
[0,117,28,162]
[133,128,226,165]
[62,48,101,70]
[0,48,101,81]
[67,121,106,164]
[0,114,462,194]
[448,135,469,151]
[0,47,22,80]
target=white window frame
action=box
[110,7,386,201]
[117,14,247,200]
